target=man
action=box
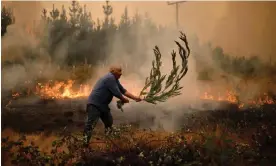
[83,65,142,146]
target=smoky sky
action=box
[2,1,276,61]
[212,2,276,59]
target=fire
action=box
[201,91,275,108]
[12,92,20,98]
[35,80,91,99]
[34,79,142,99]
[202,90,238,103]
[8,79,276,109]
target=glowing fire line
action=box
[201,91,275,108]
[10,80,275,108]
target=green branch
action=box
[117,31,190,111]
[139,31,190,104]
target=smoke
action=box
[88,24,207,132]
[212,2,276,58]
[1,2,71,92]
[1,21,64,91]
[2,1,275,133]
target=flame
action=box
[9,79,276,109]
[34,79,142,99]
[12,92,20,98]
[35,80,91,99]
[200,91,275,108]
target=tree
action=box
[132,10,143,28]
[79,5,93,35]
[119,6,131,31]
[50,4,60,21]
[1,6,15,37]
[102,0,113,29]
[41,9,47,21]
[69,0,82,30]
[60,5,67,23]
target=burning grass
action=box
[7,78,276,110]
[35,80,91,99]
[201,91,275,109]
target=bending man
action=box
[83,65,142,146]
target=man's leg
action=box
[83,104,100,146]
[100,111,113,135]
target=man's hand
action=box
[134,96,142,102]
[124,91,142,102]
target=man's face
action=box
[114,68,122,79]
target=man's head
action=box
[109,65,122,79]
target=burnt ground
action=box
[2,97,88,133]
[0,95,252,133]
[2,96,276,133]
[1,96,160,133]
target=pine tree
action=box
[132,10,142,28]
[102,0,113,29]
[41,8,52,25]
[69,0,82,30]
[50,4,60,21]
[79,4,93,33]
[119,6,131,30]
[1,6,15,37]
[41,9,47,21]
[60,5,67,22]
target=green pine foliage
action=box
[140,32,190,104]
[117,32,190,111]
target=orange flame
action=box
[10,79,275,109]
[12,92,20,98]
[200,91,275,108]
[35,80,91,99]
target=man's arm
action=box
[124,91,142,102]
[117,80,127,94]
[106,78,129,103]
[117,80,141,102]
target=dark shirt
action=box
[87,72,127,111]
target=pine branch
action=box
[139,31,190,104]
[117,31,190,111]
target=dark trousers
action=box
[83,104,113,143]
